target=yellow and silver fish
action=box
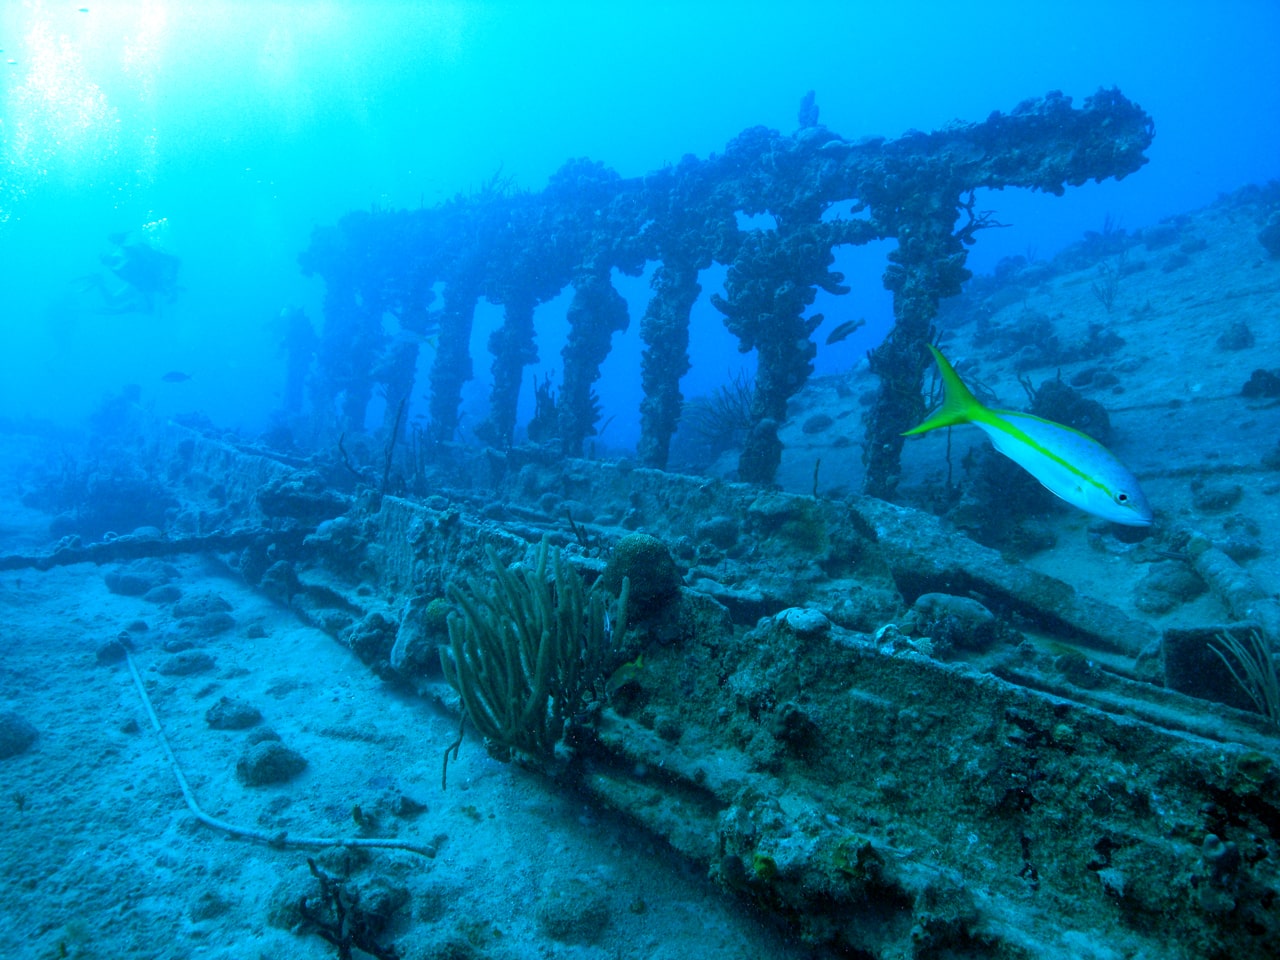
[605,654,645,697]
[904,345,1153,527]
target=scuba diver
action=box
[77,222,182,314]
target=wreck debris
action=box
[16,410,1276,957]
[1189,533,1280,642]
[298,857,403,960]
[300,89,1153,489]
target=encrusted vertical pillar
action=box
[712,225,847,484]
[313,281,379,436]
[374,340,418,442]
[427,282,478,443]
[480,293,538,448]
[560,267,629,456]
[637,259,700,468]
[281,308,316,415]
[863,212,971,497]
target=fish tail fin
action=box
[902,345,985,436]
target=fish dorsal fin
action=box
[902,345,984,436]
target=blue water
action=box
[2,1,1278,448]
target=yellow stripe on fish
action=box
[904,345,1153,527]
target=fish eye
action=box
[1115,491,1130,505]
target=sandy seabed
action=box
[0,540,804,960]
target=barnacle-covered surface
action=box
[296,90,1153,489]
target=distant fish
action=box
[904,345,1153,526]
[605,654,645,697]
[824,317,866,345]
[393,327,439,350]
[161,371,192,382]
